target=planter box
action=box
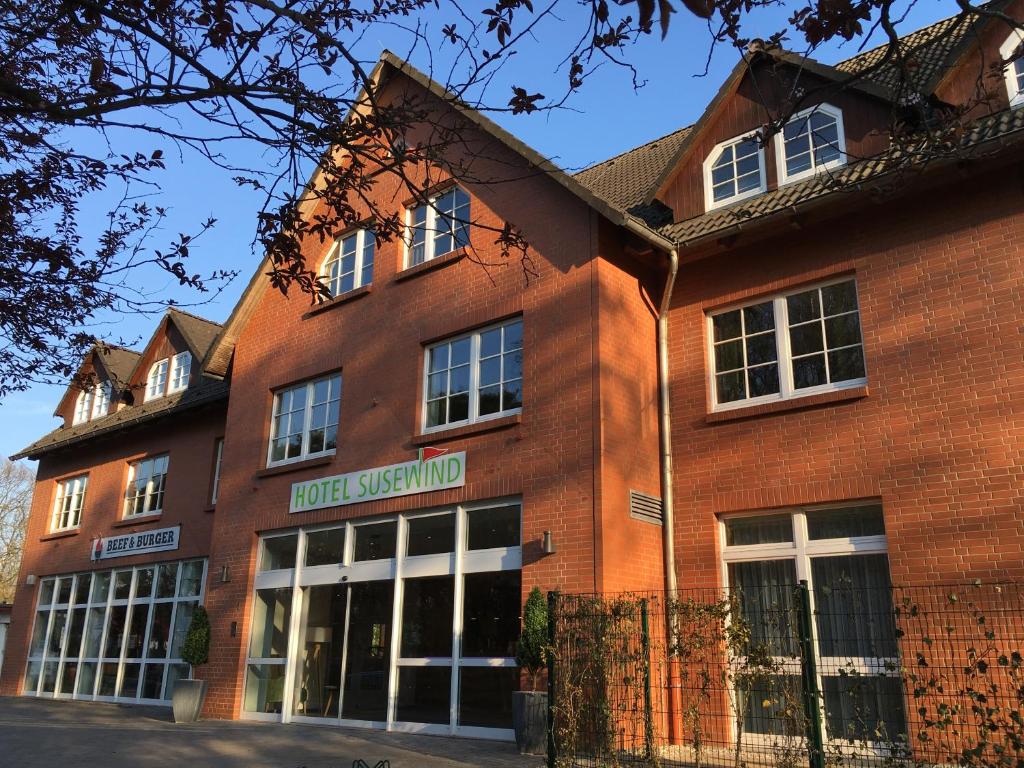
[171,679,207,723]
[512,691,547,755]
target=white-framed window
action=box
[124,455,169,518]
[72,389,94,426]
[1000,30,1024,108]
[720,502,905,747]
[51,475,88,531]
[774,103,846,184]
[406,186,470,267]
[168,352,191,394]
[91,381,111,420]
[703,133,766,210]
[146,359,169,402]
[422,318,523,432]
[210,438,224,506]
[707,277,866,411]
[268,374,342,466]
[322,228,374,296]
[23,559,207,703]
[242,498,522,738]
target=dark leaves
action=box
[509,86,543,114]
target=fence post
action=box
[547,590,557,768]
[640,598,655,761]
[796,580,825,768]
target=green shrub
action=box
[516,586,549,690]
[181,605,211,671]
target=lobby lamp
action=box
[542,531,556,555]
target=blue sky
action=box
[1,0,962,463]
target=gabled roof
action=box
[657,103,1024,247]
[52,343,141,418]
[835,1,1011,95]
[166,307,223,361]
[13,377,228,461]
[573,2,1018,236]
[15,309,226,461]
[127,308,224,386]
[202,50,675,379]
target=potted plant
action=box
[172,605,211,723]
[513,587,549,755]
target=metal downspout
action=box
[657,249,679,600]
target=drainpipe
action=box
[656,248,679,600]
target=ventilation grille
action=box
[629,490,663,525]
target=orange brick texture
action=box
[0,404,226,696]
[197,76,665,718]
[666,166,1024,592]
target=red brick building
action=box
[3,2,1024,746]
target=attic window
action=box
[1000,31,1024,108]
[72,389,94,425]
[146,359,169,401]
[91,381,111,420]
[169,352,192,393]
[775,104,846,184]
[703,134,766,210]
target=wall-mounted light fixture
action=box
[25,574,37,586]
[542,530,556,555]
[220,565,231,583]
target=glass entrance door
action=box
[243,499,522,739]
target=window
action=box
[52,475,87,531]
[72,389,94,425]
[124,455,169,518]
[703,133,766,210]
[23,560,206,703]
[720,504,905,745]
[407,186,470,267]
[146,359,169,401]
[423,318,523,431]
[1001,31,1024,107]
[775,104,845,184]
[91,381,111,420]
[267,374,342,466]
[322,228,374,296]
[708,277,866,410]
[210,438,224,506]
[168,352,191,393]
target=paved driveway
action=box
[0,697,544,767]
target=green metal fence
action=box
[547,582,1024,768]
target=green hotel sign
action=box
[289,451,466,514]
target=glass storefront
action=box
[23,559,207,703]
[243,499,522,739]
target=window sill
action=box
[412,413,521,445]
[40,529,80,542]
[112,514,164,528]
[255,454,334,479]
[302,285,373,319]
[706,385,868,424]
[394,248,466,282]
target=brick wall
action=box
[0,403,226,696]
[667,164,1024,590]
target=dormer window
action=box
[91,381,111,420]
[72,389,93,425]
[322,228,374,297]
[169,351,192,393]
[146,359,169,401]
[775,104,846,184]
[703,134,766,210]
[1000,31,1024,108]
